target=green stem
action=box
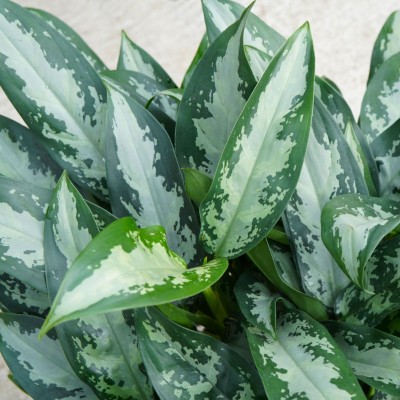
[203,286,229,326]
[267,227,289,245]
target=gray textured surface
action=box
[0,0,399,398]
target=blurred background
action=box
[0,0,399,398]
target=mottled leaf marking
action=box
[202,0,284,56]
[176,6,256,177]
[284,99,368,307]
[40,218,227,335]
[373,390,400,400]
[136,307,263,400]
[327,322,400,396]
[247,309,365,400]
[244,45,271,81]
[0,177,51,293]
[44,174,151,399]
[361,53,400,143]
[369,11,400,81]
[0,116,60,189]
[200,24,314,258]
[322,194,400,289]
[104,84,201,265]
[371,119,400,199]
[29,8,107,73]
[118,30,175,88]
[0,314,95,399]
[234,271,287,338]
[0,0,107,198]
[0,272,49,317]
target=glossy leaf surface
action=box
[247,309,365,400]
[284,98,368,307]
[369,11,400,81]
[327,322,400,396]
[29,8,107,73]
[0,0,108,198]
[40,217,227,335]
[118,30,175,88]
[136,307,264,400]
[103,83,201,265]
[0,313,95,399]
[44,173,152,399]
[176,6,256,177]
[322,194,400,289]
[0,116,60,189]
[200,24,315,258]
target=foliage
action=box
[0,0,399,399]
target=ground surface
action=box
[0,0,399,398]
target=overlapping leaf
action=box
[40,217,228,335]
[0,177,50,293]
[176,6,256,177]
[246,309,365,400]
[248,239,328,321]
[234,271,288,338]
[202,0,284,56]
[360,52,400,144]
[370,119,400,199]
[117,30,175,88]
[327,322,400,396]
[200,23,315,258]
[103,83,202,265]
[135,307,264,400]
[368,10,400,81]
[0,313,95,399]
[284,99,368,308]
[0,116,60,189]
[29,8,107,73]
[322,194,400,290]
[0,0,108,198]
[44,173,152,399]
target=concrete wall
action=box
[0,1,399,398]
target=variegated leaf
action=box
[0,115,60,189]
[182,33,209,88]
[327,321,400,396]
[0,0,108,198]
[283,99,368,308]
[44,173,152,399]
[246,309,366,400]
[244,44,272,81]
[360,52,400,143]
[0,177,51,293]
[103,83,202,265]
[86,201,117,231]
[315,76,379,194]
[234,271,288,338]
[248,239,328,321]
[176,6,256,177]
[29,8,107,73]
[337,283,400,327]
[100,71,176,141]
[202,0,284,56]
[321,194,400,290]
[135,307,265,400]
[200,24,315,258]
[373,391,400,400]
[344,122,377,195]
[369,11,400,82]
[0,313,95,399]
[0,272,49,318]
[117,30,175,88]
[40,217,228,335]
[370,119,400,199]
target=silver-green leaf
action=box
[200,23,315,258]
[247,309,366,400]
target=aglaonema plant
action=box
[0,0,399,399]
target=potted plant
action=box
[0,0,399,398]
